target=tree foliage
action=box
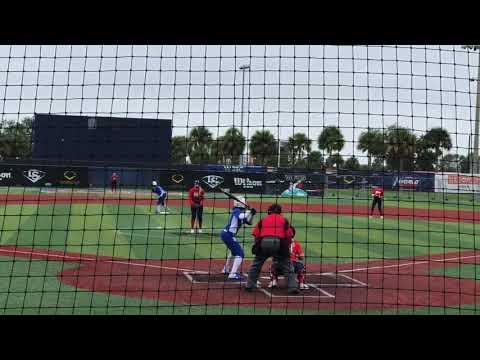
[318,126,345,156]
[249,130,277,166]
[0,117,33,159]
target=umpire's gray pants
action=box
[246,238,298,292]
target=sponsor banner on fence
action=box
[230,174,264,193]
[57,168,88,187]
[0,168,16,186]
[329,171,435,192]
[2,166,89,187]
[264,172,326,196]
[391,173,435,191]
[435,172,480,193]
[17,167,54,186]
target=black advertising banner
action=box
[56,168,88,187]
[8,166,88,187]
[0,167,16,187]
[190,172,265,194]
[152,170,194,191]
[16,167,56,187]
[227,173,265,194]
[157,170,265,194]
[264,172,326,196]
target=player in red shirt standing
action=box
[370,185,384,218]
[111,172,119,192]
[188,180,205,233]
[269,226,308,290]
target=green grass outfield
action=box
[4,186,480,211]
[1,187,480,314]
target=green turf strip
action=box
[2,186,480,212]
[429,263,480,281]
[1,204,478,262]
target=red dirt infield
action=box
[1,193,479,224]
[1,245,479,312]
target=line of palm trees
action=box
[172,125,469,172]
[1,116,466,173]
[172,126,343,168]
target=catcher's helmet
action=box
[267,203,282,214]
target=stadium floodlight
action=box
[463,45,480,173]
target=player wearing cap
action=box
[188,180,205,234]
[152,180,169,215]
[220,196,256,281]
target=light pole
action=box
[277,135,281,168]
[463,45,480,173]
[239,64,250,166]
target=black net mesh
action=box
[0,45,479,314]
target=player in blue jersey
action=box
[152,181,169,214]
[220,196,256,281]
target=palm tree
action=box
[385,126,417,171]
[318,126,345,168]
[297,150,324,169]
[249,130,277,166]
[221,127,246,165]
[344,156,360,170]
[326,154,344,169]
[209,136,225,164]
[187,126,213,164]
[415,135,436,171]
[422,127,452,170]
[287,133,311,166]
[171,136,188,164]
[357,129,385,169]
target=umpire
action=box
[245,204,299,294]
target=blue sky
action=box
[0,45,478,163]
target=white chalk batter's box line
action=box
[259,272,368,288]
[259,285,335,299]
[183,271,249,285]
[183,271,344,299]
[309,272,368,288]
[183,271,367,288]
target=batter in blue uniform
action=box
[220,196,256,280]
[152,181,169,214]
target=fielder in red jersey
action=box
[370,186,384,218]
[111,172,119,192]
[188,180,205,233]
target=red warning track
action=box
[1,193,479,223]
[0,245,479,312]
